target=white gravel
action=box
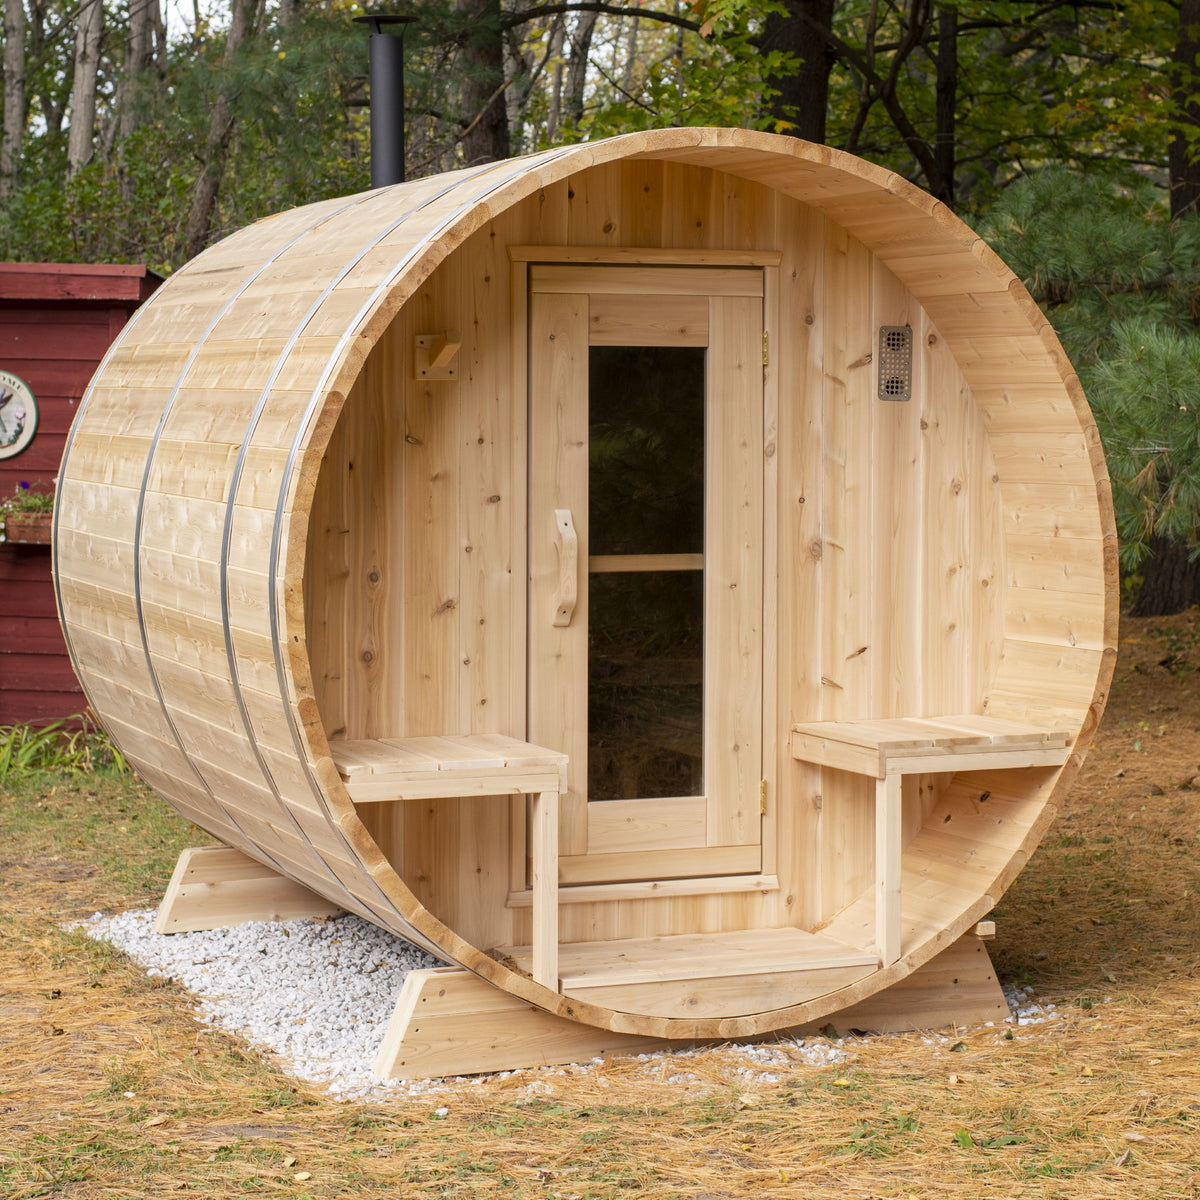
[80,909,443,1098]
[78,910,849,1100]
[1003,981,1064,1026]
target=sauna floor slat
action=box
[495,927,876,990]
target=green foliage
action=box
[980,169,1200,573]
[0,0,1190,267]
[729,0,1177,210]
[0,1,372,270]
[5,0,793,266]
[1089,319,1200,563]
[578,10,792,142]
[0,717,130,782]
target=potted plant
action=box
[1,480,54,545]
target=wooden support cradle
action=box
[154,845,345,934]
[374,928,1008,1079]
[329,734,567,990]
[789,715,1072,968]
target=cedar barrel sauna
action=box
[54,128,1116,1072]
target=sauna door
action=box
[528,265,765,886]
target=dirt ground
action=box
[990,608,1200,997]
[1,609,1198,1198]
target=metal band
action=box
[120,198,371,889]
[52,259,205,744]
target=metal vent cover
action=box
[878,325,913,401]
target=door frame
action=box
[507,246,782,900]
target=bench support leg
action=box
[875,772,902,966]
[530,790,559,989]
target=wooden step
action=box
[496,926,876,991]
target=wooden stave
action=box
[55,128,1116,1038]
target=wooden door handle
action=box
[553,509,578,626]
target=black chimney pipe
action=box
[354,13,415,187]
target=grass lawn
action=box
[1,613,1199,1198]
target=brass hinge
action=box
[762,332,769,367]
[760,779,768,814]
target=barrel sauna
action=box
[54,128,1116,1046]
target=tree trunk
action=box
[1132,536,1200,616]
[934,5,956,209]
[456,0,508,165]
[1,0,25,199]
[502,13,530,152]
[116,0,158,143]
[153,0,169,73]
[564,10,597,129]
[66,0,104,177]
[27,0,64,137]
[111,0,163,196]
[546,13,565,142]
[760,0,836,144]
[1170,0,1200,218]
[622,15,639,94]
[183,0,254,259]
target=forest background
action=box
[3,0,1200,612]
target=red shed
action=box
[0,263,161,725]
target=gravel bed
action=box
[79,912,1066,1101]
[80,910,443,1098]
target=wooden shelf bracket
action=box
[414,331,461,380]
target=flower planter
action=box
[4,512,52,544]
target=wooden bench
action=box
[790,715,1073,968]
[329,734,567,990]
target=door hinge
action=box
[762,332,769,367]
[760,779,768,814]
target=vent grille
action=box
[878,325,913,401]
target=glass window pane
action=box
[588,570,703,801]
[588,346,705,557]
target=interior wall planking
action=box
[454,234,522,953]
[871,258,929,846]
[774,199,828,933]
[818,222,877,918]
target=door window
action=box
[587,344,706,803]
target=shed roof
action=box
[0,263,162,306]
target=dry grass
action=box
[2,613,1200,1198]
